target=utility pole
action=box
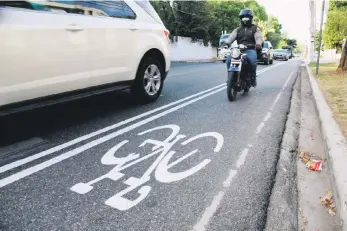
[309,0,316,62]
[316,0,326,75]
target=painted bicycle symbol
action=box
[70,124,224,211]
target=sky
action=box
[256,0,328,45]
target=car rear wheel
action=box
[265,58,269,65]
[131,56,164,103]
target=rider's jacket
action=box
[225,24,264,47]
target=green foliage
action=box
[286,38,297,48]
[323,8,347,51]
[150,0,291,48]
[267,32,282,48]
[315,31,324,52]
[269,16,282,34]
[328,0,347,11]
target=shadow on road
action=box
[0,90,137,146]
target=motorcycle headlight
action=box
[230,48,241,59]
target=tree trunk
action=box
[337,39,347,73]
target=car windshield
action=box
[220,34,229,39]
[263,42,269,48]
[274,49,287,53]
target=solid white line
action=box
[0,84,225,175]
[0,62,286,175]
[192,71,294,231]
[0,87,226,188]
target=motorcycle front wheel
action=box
[227,72,237,101]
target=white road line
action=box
[0,84,224,175]
[0,62,285,175]
[192,71,294,231]
[0,87,226,188]
[192,191,225,231]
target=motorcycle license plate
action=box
[230,67,240,71]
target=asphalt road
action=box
[0,59,302,231]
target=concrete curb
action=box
[306,64,347,230]
[265,68,301,231]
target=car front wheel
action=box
[131,56,164,103]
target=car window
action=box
[83,1,136,19]
[263,42,269,48]
[0,1,84,14]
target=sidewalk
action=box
[298,67,342,230]
[305,62,347,230]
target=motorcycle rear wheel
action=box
[227,72,238,101]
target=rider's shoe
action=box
[251,76,257,87]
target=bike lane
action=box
[0,60,301,231]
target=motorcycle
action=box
[226,44,253,101]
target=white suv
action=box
[0,0,171,115]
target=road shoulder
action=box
[265,66,301,231]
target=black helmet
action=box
[239,8,254,19]
[239,8,254,26]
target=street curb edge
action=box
[264,68,301,231]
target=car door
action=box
[0,1,89,106]
[80,0,137,88]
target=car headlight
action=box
[230,48,240,59]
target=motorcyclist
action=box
[222,8,264,87]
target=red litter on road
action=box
[306,160,323,171]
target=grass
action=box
[310,63,347,138]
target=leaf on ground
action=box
[299,151,311,164]
[320,190,336,216]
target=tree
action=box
[286,38,297,48]
[150,0,270,48]
[257,20,272,40]
[151,0,176,40]
[323,9,347,51]
[337,39,347,72]
[267,32,282,48]
[315,31,324,52]
[269,16,282,34]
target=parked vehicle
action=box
[219,34,230,46]
[226,44,253,101]
[0,0,171,116]
[273,49,289,61]
[258,41,274,65]
[282,45,294,59]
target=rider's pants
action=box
[226,49,257,78]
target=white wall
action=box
[170,36,217,61]
[321,49,341,63]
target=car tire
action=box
[131,56,164,104]
[223,60,226,63]
[270,58,273,64]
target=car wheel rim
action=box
[144,64,161,96]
